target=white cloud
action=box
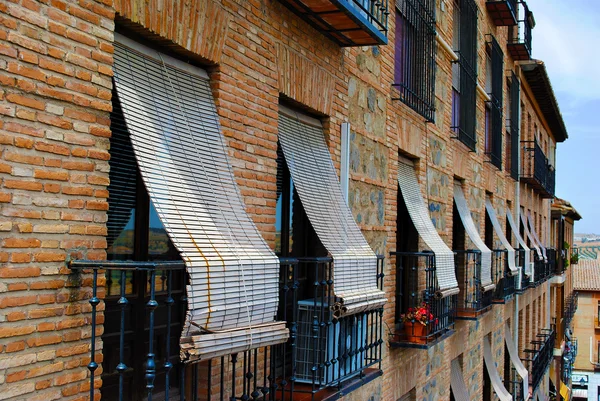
[526,0,600,101]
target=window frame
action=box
[451,0,478,151]
[393,0,437,122]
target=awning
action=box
[484,337,512,401]
[521,210,543,260]
[397,160,459,297]
[451,359,470,401]
[485,200,518,276]
[527,212,548,262]
[113,35,288,361]
[560,382,571,401]
[505,323,529,398]
[506,210,532,277]
[572,388,586,400]
[453,184,495,292]
[278,106,386,316]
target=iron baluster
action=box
[164,270,173,401]
[117,270,129,401]
[146,269,158,401]
[88,269,100,401]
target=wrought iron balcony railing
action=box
[506,365,525,401]
[516,248,533,292]
[507,1,533,60]
[521,140,555,198]
[70,257,385,401]
[492,250,517,303]
[524,327,555,394]
[390,251,457,348]
[564,292,578,330]
[486,0,518,26]
[563,337,577,384]
[455,250,493,318]
[277,0,389,46]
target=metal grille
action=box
[390,251,457,347]
[452,0,478,150]
[509,72,520,180]
[486,35,504,169]
[393,0,436,121]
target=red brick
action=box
[26,333,62,347]
[5,340,26,353]
[6,311,27,321]
[0,325,35,338]
[61,186,93,196]
[37,112,73,129]
[6,92,46,109]
[85,200,108,210]
[34,169,69,181]
[33,252,65,262]
[4,151,43,165]
[14,137,34,148]
[2,238,41,248]
[6,370,27,383]
[3,179,43,191]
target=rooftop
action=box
[574,258,600,291]
[521,59,568,143]
[552,197,582,221]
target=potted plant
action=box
[399,303,437,343]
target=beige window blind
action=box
[485,199,518,276]
[506,209,531,277]
[520,210,543,260]
[112,34,288,362]
[397,161,459,297]
[450,359,470,401]
[483,337,512,401]
[527,211,547,262]
[277,106,386,316]
[453,184,495,292]
[505,323,529,398]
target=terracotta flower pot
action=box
[404,321,426,344]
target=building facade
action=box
[0,0,572,400]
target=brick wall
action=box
[0,0,559,400]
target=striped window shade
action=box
[277,106,386,316]
[397,161,459,297]
[527,212,547,262]
[483,337,512,401]
[485,199,518,276]
[520,210,543,260]
[505,323,529,398]
[506,209,531,277]
[453,184,495,292]
[112,34,288,362]
[450,359,469,401]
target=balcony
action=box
[564,292,578,330]
[492,250,517,303]
[506,366,526,401]
[486,0,518,26]
[390,252,457,349]
[516,248,532,292]
[521,140,555,198]
[524,328,555,394]
[455,250,493,319]
[507,1,534,60]
[69,257,385,401]
[563,337,577,384]
[277,0,389,46]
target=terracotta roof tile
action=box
[574,258,600,291]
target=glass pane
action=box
[107,208,135,259]
[106,269,135,297]
[147,202,179,293]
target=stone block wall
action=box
[0,0,559,399]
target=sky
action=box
[526,0,600,234]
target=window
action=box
[508,72,520,180]
[485,35,504,169]
[451,0,478,151]
[393,0,436,121]
[273,108,384,392]
[104,86,186,401]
